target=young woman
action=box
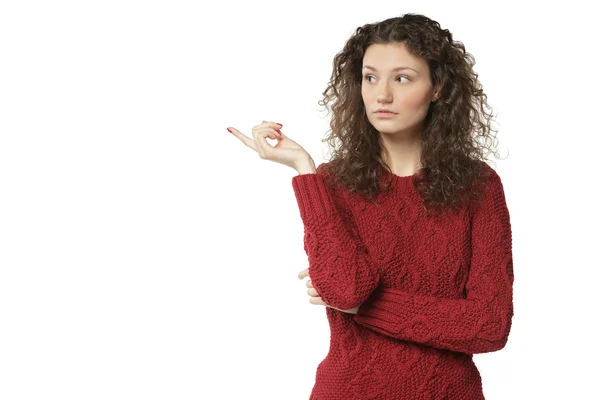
[227,13,513,400]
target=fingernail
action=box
[276,123,283,127]
[226,127,232,133]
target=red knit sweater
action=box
[291,161,514,400]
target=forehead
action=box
[362,43,426,72]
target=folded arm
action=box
[353,168,514,354]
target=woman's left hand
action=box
[298,268,359,314]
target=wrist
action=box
[295,157,317,175]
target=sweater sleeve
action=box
[291,163,381,311]
[353,168,514,354]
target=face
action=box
[361,42,437,137]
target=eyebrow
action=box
[362,65,418,73]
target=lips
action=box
[374,111,397,118]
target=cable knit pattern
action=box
[291,161,514,400]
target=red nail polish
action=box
[276,123,283,127]
[226,127,232,133]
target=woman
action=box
[227,13,513,400]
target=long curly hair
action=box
[317,13,503,217]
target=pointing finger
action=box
[227,127,258,152]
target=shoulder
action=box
[316,161,332,175]
[315,161,339,185]
[479,160,499,180]
[314,161,355,202]
[469,161,506,214]
[476,160,504,192]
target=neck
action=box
[379,131,423,176]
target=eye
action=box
[364,75,410,83]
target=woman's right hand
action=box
[227,120,311,171]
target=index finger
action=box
[227,127,258,152]
[297,268,310,280]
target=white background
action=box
[1,1,599,399]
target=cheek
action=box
[399,92,430,109]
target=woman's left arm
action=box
[353,169,514,355]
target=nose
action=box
[376,85,392,102]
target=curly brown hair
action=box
[317,13,503,217]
